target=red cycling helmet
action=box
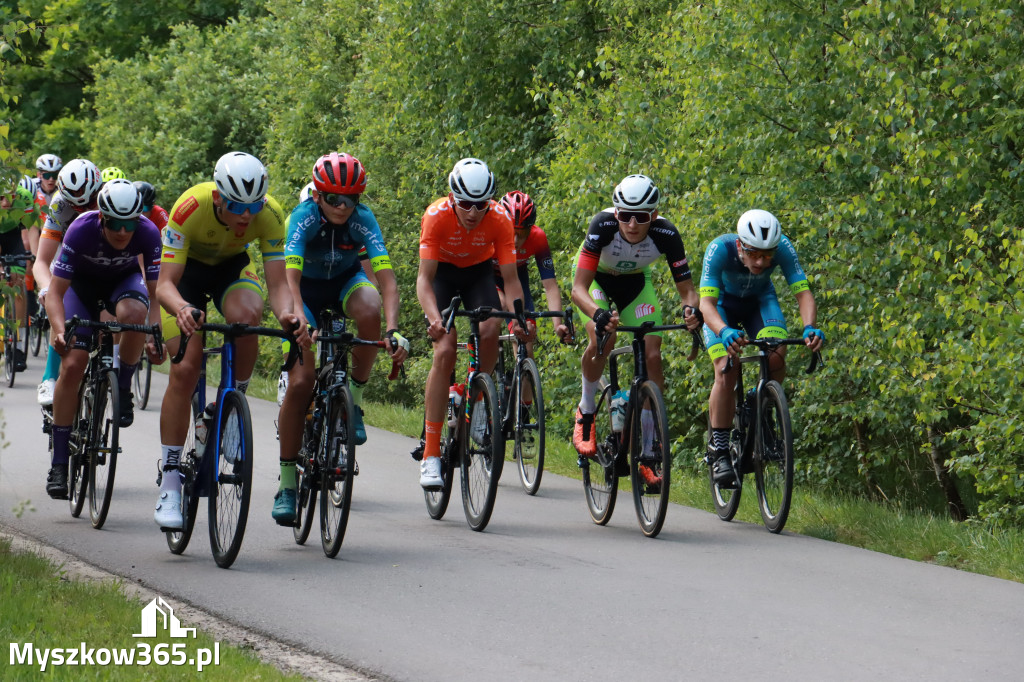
[499,191,536,229]
[312,152,367,194]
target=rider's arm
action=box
[498,261,526,314]
[377,267,402,334]
[570,263,601,320]
[416,258,442,325]
[264,258,297,324]
[32,233,59,294]
[45,276,70,342]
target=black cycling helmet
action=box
[133,181,157,207]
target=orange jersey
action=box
[419,197,515,268]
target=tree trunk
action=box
[927,426,969,522]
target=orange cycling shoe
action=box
[637,464,662,488]
[573,408,597,457]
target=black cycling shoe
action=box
[119,387,134,428]
[14,348,27,372]
[711,448,738,489]
[46,466,69,499]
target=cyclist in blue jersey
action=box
[699,209,824,486]
[273,152,408,524]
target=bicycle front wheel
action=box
[583,384,618,525]
[514,358,545,495]
[460,373,502,531]
[3,299,15,387]
[167,396,200,554]
[88,370,120,529]
[320,386,355,558]
[208,391,253,568]
[753,380,794,533]
[135,356,152,410]
[424,418,455,520]
[68,382,91,518]
[630,381,671,538]
[708,386,745,522]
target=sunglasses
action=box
[455,198,490,212]
[739,244,777,259]
[319,192,359,209]
[104,217,138,233]
[616,210,652,224]
[223,198,266,215]
[40,172,58,180]
[142,204,153,213]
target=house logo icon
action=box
[133,596,197,638]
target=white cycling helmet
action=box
[36,154,63,173]
[612,174,660,211]
[736,209,782,250]
[57,159,102,207]
[299,181,315,202]
[18,175,36,192]
[98,178,144,220]
[214,151,269,203]
[448,158,495,202]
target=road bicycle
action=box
[160,314,298,568]
[133,354,153,409]
[60,316,163,529]
[1,253,31,387]
[290,308,400,557]
[708,337,823,533]
[29,289,48,357]
[424,295,524,531]
[494,301,575,495]
[581,318,700,538]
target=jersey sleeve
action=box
[51,217,87,279]
[418,202,444,262]
[776,235,809,293]
[490,209,516,267]
[138,216,162,280]
[529,227,557,280]
[285,203,317,271]
[575,213,612,271]
[651,220,692,283]
[257,196,286,262]
[699,236,728,298]
[349,207,392,272]
[161,191,198,267]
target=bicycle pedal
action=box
[159,525,183,533]
[274,518,298,527]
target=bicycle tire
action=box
[460,373,502,531]
[753,380,794,533]
[135,356,152,410]
[166,396,200,554]
[514,358,545,495]
[208,390,253,568]
[583,384,618,525]
[709,384,745,522]
[293,418,318,546]
[629,381,671,537]
[20,303,30,363]
[68,381,91,518]
[3,299,15,387]
[424,416,455,520]
[320,386,355,558]
[88,370,120,529]
[30,313,44,357]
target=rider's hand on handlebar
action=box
[176,304,204,336]
[682,305,704,331]
[282,312,312,350]
[802,325,825,352]
[146,336,166,364]
[512,319,536,343]
[592,308,618,335]
[719,326,746,357]
[386,330,410,364]
[426,317,447,343]
[555,323,571,344]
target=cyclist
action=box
[153,151,308,529]
[272,152,409,523]
[42,180,162,498]
[33,159,104,406]
[416,157,529,489]
[569,174,702,469]
[133,181,169,229]
[699,209,824,486]
[26,154,62,257]
[493,190,570,354]
[0,179,41,371]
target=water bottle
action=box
[741,388,756,428]
[610,389,628,432]
[194,402,216,447]
[447,383,466,428]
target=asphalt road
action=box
[2,360,1023,681]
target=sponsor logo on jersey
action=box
[615,260,638,270]
[634,303,656,318]
[592,289,606,301]
[163,228,186,250]
[542,258,554,271]
[671,258,687,269]
[171,196,199,225]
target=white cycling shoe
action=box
[154,490,184,530]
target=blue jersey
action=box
[285,200,391,280]
[699,234,809,300]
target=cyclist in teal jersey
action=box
[699,209,824,486]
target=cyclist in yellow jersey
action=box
[153,151,309,530]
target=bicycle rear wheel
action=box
[30,313,44,357]
[753,380,794,533]
[583,384,618,525]
[20,303,30,361]
[630,381,671,537]
[167,397,200,554]
[68,382,91,517]
[709,385,745,522]
[514,358,545,495]
[460,373,502,531]
[424,419,455,520]
[208,390,253,568]
[134,356,153,410]
[320,386,355,558]
[293,420,318,546]
[3,298,15,387]
[88,370,120,529]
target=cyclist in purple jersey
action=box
[43,180,163,499]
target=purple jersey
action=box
[53,211,161,282]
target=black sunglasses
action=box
[616,210,652,224]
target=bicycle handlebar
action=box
[595,319,697,357]
[315,332,403,381]
[170,310,301,371]
[63,316,165,361]
[441,295,530,331]
[721,337,824,375]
